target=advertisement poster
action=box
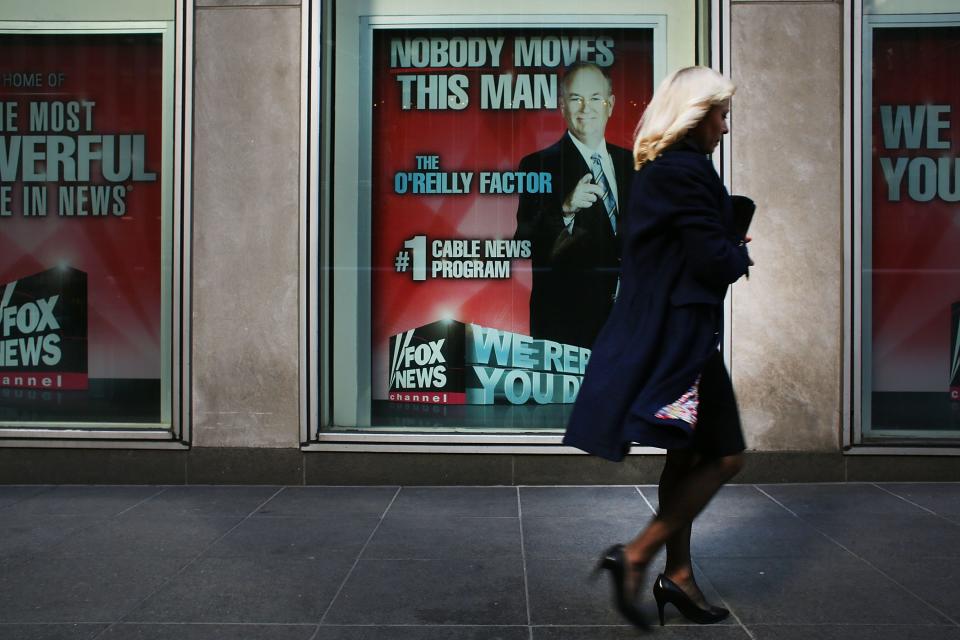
[0,33,165,423]
[370,26,654,428]
[869,25,960,431]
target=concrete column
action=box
[191,1,302,447]
[729,0,844,451]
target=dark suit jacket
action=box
[514,134,635,349]
[563,141,751,461]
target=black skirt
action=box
[687,349,746,457]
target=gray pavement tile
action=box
[44,515,241,558]
[757,484,927,516]
[521,516,644,559]
[748,624,960,640]
[520,487,651,519]
[388,487,519,518]
[641,485,794,519]
[689,514,848,559]
[364,514,521,560]
[879,483,960,516]
[802,512,960,560]
[0,623,107,640]
[254,487,399,518]
[323,558,526,625]
[0,554,190,623]
[125,554,355,624]
[0,515,104,558]
[0,554,29,575]
[697,556,951,625]
[1,486,164,518]
[206,514,380,558]
[533,626,751,639]
[866,556,960,621]
[0,486,54,509]
[126,486,281,518]
[525,553,662,625]
[313,627,529,640]
[0,624,106,640]
[98,623,318,639]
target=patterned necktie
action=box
[591,152,617,233]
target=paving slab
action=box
[879,483,960,517]
[533,627,751,639]
[97,623,318,639]
[1,486,164,518]
[125,554,355,624]
[698,556,951,625]
[0,515,104,559]
[323,557,527,625]
[253,487,399,518]
[0,554,190,623]
[125,486,282,518]
[801,512,960,561]
[0,486,55,509]
[364,514,522,560]
[312,627,529,640]
[521,515,644,560]
[865,556,960,622]
[757,484,928,516]
[0,482,957,638]
[388,487,520,518]
[206,514,380,558]
[641,484,788,518]
[0,624,107,640]
[747,624,960,640]
[44,515,240,558]
[520,486,651,519]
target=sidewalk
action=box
[1,483,958,639]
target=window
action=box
[0,1,187,438]
[311,1,710,440]
[856,0,960,442]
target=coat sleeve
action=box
[514,152,597,267]
[645,159,751,288]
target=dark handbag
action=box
[730,195,756,240]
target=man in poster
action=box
[514,62,634,349]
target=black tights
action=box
[626,448,744,599]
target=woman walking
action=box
[563,66,752,629]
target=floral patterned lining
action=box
[654,376,701,426]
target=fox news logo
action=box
[386,319,589,405]
[0,267,87,390]
[388,320,465,404]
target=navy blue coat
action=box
[563,141,751,462]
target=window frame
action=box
[0,1,194,447]
[846,0,960,453]
[303,0,725,452]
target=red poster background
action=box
[870,27,960,394]
[370,27,654,402]
[0,34,163,381]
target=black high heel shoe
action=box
[594,544,650,630]
[652,574,729,625]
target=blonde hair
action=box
[632,66,735,169]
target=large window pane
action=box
[322,1,703,435]
[0,16,174,428]
[861,13,960,440]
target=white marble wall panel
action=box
[730,2,843,451]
